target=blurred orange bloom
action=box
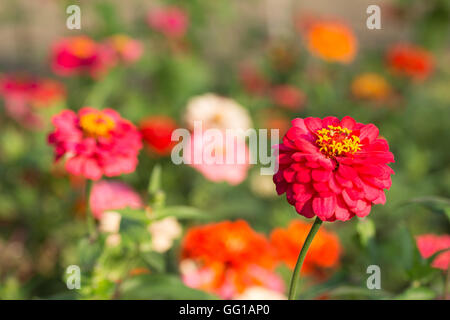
[386,43,434,80]
[351,73,392,102]
[270,220,341,276]
[181,220,284,298]
[306,21,357,63]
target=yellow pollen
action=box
[315,125,362,158]
[79,112,115,138]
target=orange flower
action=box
[180,220,284,298]
[386,43,434,80]
[306,21,357,63]
[351,73,392,101]
[270,220,341,276]
[182,220,275,270]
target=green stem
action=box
[288,217,323,300]
[85,180,95,238]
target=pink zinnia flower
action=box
[89,180,143,219]
[48,107,142,180]
[184,131,250,185]
[273,116,394,222]
[51,36,116,77]
[147,6,188,38]
[416,234,450,270]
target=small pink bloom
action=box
[89,180,143,219]
[48,107,142,180]
[184,131,250,185]
[416,234,450,270]
[105,34,143,64]
[147,6,188,38]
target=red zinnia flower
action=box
[273,116,394,222]
[140,115,178,156]
[0,74,65,128]
[51,36,116,77]
[386,43,434,80]
[416,234,450,270]
[48,107,142,180]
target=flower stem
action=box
[84,180,95,238]
[288,216,323,300]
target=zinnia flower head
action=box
[305,21,357,63]
[386,43,434,80]
[0,74,65,128]
[48,107,142,180]
[184,93,252,133]
[140,115,178,156]
[351,73,392,102]
[271,85,306,111]
[89,180,143,219]
[183,130,250,185]
[51,36,116,77]
[271,220,341,276]
[147,6,188,38]
[273,116,394,222]
[105,34,143,64]
[416,234,450,270]
[180,220,283,299]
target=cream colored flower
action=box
[184,93,252,132]
[233,286,287,300]
[148,217,182,253]
[105,234,121,247]
[99,211,121,233]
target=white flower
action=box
[148,217,182,253]
[184,93,252,132]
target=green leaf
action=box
[119,274,218,299]
[116,208,148,223]
[77,237,103,270]
[152,206,210,221]
[148,165,162,195]
[402,196,450,221]
[140,251,166,273]
[356,218,376,247]
[395,287,436,300]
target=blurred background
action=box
[0,0,449,300]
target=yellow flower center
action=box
[69,37,96,59]
[79,112,115,138]
[315,125,362,158]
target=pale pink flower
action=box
[89,180,143,219]
[183,131,250,185]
